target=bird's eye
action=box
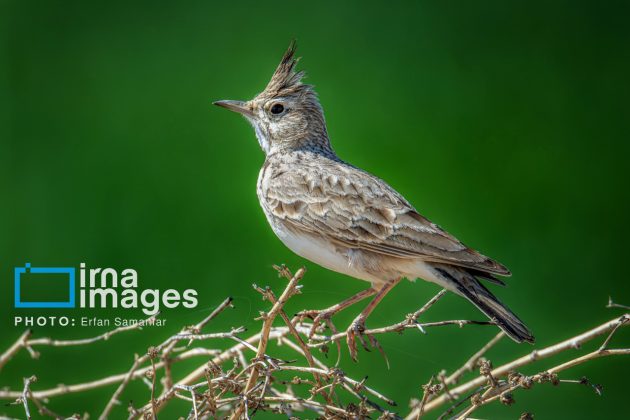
[270,103,285,115]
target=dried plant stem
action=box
[136,338,286,417]
[99,354,142,420]
[0,330,32,372]
[411,290,448,325]
[196,297,235,334]
[0,314,159,377]
[0,348,219,401]
[26,386,65,420]
[149,357,157,420]
[230,267,305,419]
[254,285,323,387]
[548,348,630,373]
[0,330,33,370]
[408,313,630,418]
[414,376,434,420]
[259,396,352,415]
[161,297,234,392]
[21,375,35,419]
[0,267,627,420]
[607,296,630,310]
[103,325,245,418]
[139,329,290,416]
[454,348,630,420]
[445,332,505,386]
[306,319,494,348]
[281,336,396,407]
[29,313,160,349]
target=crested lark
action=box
[215,42,534,360]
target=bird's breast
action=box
[256,159,397,285]
[269,219,382,283]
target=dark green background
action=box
[2,1,629,418]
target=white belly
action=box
[270,221,383,283]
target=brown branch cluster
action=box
[0,266,628,419]
[406,313,629,419]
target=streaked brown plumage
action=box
[215,42,534,360]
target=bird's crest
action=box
[261,41,310,98]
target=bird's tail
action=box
[431,264,535,343]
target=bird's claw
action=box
[346,318,368,361]
[297,309,334,338]
[346,318,389,365]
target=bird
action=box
[214,41,534,360]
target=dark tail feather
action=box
[467,268,506,286]
[457,281,535,343]
[433,266,535,344]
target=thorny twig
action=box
[412,376,437,419]
[607,296,630,311]
[253,283,324,389]
[27,312,160,348]
[230,266,305,419]
[445,332,504,386]
[161,297,234,392]
[6,374,73,420]
[304,319,494,349]
[99,354,142,419]
[0,330,32,372]
[0,269,628,420]
[406,311,630,419]
[21,375,35,419]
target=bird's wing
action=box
[264,161,510,276]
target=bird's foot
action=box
[346,317,389,366]
[346,316,370,361]
[296,309,336,338]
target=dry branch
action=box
[0,330,32,372]
[230,267,305,419]
[0,267,628,420]
[445,332,505,386]
[406,313,630,419]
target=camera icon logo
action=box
[14,263,76,308]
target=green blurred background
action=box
[1,1,629,418]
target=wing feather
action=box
[263,160,510,276]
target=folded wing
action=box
[264,161,510,276]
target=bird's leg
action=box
[297,288,377,337]
[346,278,401,361]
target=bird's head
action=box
[214,41,332,156]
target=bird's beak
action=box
[213,100,254,117]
